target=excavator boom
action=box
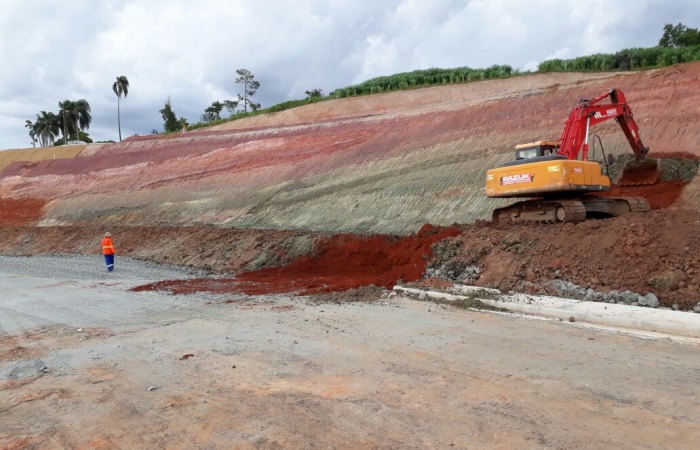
[558,89,649,162]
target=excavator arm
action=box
[557,89,650,162]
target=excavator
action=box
[486,88,659,223]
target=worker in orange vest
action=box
[101,232,116,272]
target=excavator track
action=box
[493,196,649,224]
[622,197,653,212]
[493,199,586,223]
[579,196,651,217]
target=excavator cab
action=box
[501,141,568,169]
[515,141,559,160]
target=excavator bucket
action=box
[618,159,661,186]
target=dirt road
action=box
[1,256,699,449]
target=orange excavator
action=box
[486,88,659,223]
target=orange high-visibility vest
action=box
[101,237,115,255]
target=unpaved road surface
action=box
[1,257,699,449]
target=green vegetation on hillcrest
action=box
[180,23,699,133]
[26,22,694,142]
[538,45,700,72]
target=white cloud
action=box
[356,34,401,82]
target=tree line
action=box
[24,23,700,143]
[25,76,129,147]
[24,68,261,143]
[161,69,262,133]
[242,22,699,121]
[161,23,699,129]
[329,23,700,98]
[25,99,94,147]
[537,44,700,73]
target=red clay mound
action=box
[602,154,698,209]
[601,179,688,209]
[132,224,460,296]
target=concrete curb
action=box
[393,285,700,340]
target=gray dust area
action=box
[0,255,206,335]
[0,254,200,282]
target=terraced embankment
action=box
[0,144,89,172]
[2,63,700,234]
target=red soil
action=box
[0,199,46,226]
[129,177,696,303]
[601,179,688,210]
[132,225,460,296]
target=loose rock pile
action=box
[548,279,660,308]
[426,209,700,312]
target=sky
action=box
[1,0,698,150]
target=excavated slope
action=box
[0,144,89,171]
[1,63,700,234]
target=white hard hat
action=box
[104,232,111,237]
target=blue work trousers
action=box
[104,253,115,272]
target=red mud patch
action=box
[600,179,689,209]
[132,225,460,296]
[0,198,46,226]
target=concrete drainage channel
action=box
[393,285,700,342]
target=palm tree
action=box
[39,111,60,146]
[72,99,91,141]
[58,100,73,144]
[31,112,60,147]
[112,75,129,141]
[25,120,37,147]
[59,99,91,142]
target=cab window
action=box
[516,148,539,160]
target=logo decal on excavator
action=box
[501,174,533,185]
[594,108,618,119]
